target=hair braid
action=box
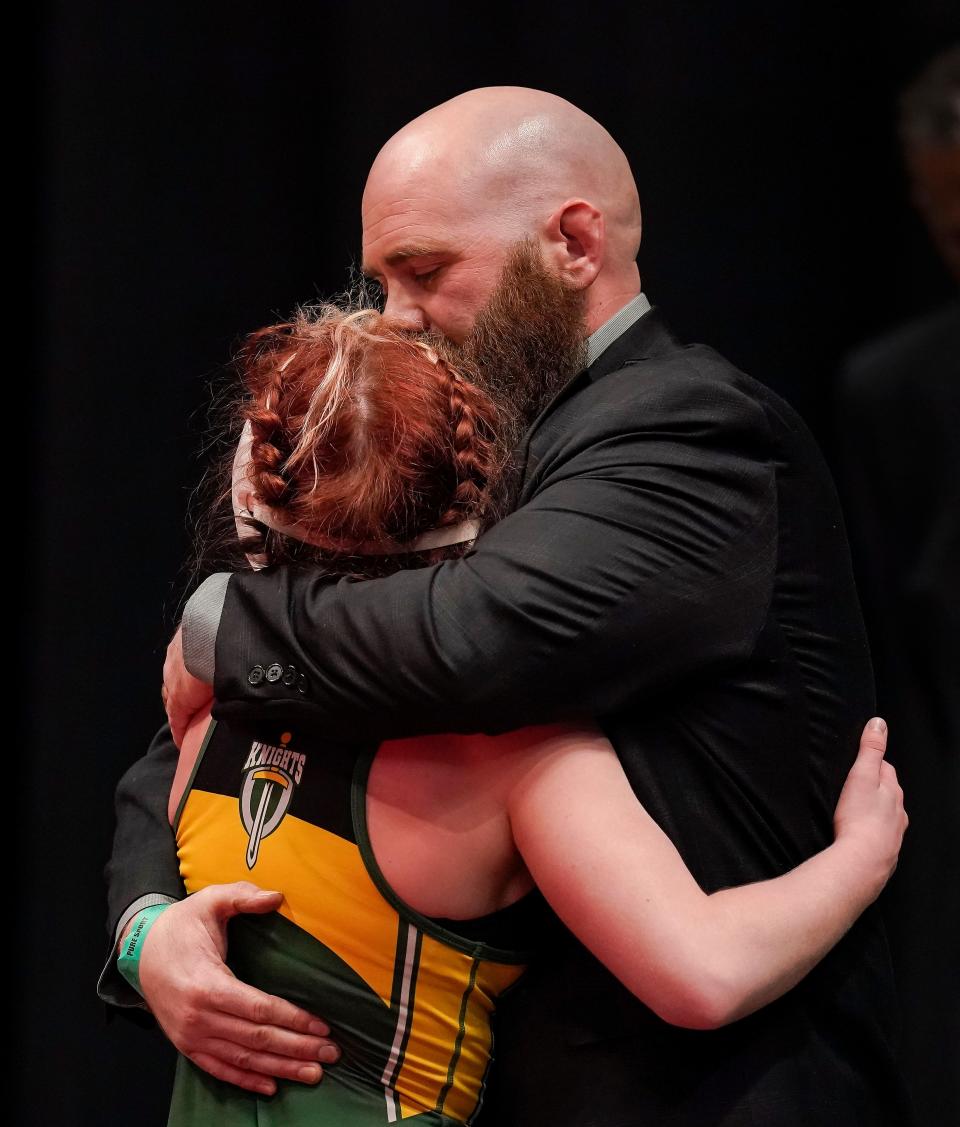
[246,361,295,508]
[431,352,498,529]
[236,325,301,511]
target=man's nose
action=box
[383,291,429,332]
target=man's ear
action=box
[542,199,604,289]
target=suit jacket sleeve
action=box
[99,722,185,1009]
[213,361,777,738]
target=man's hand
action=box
[134,882,340,1096]
[163,624,214,748]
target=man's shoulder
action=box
[524,311,827,490]
[518,341,784,509]
[604,338,775,404]
[551,335,784,446]
[587,307,801,424]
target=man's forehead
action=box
[385,240,448,264]
[361,191,464,270]
[360,243,449,279]
[360,226,456,274]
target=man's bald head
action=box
[369,88,641,262]
[361,88,642,340]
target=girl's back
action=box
[170,710,537,1126]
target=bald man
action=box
[102,89,910,1125]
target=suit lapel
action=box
[513,307,682,494]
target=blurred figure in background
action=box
[837,44,959,1125]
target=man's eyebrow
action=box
[362,244,448,276]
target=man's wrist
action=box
[117,904,171,997]
[182,573,231,682]
[114,892,180,954]
[99,893,180,1012]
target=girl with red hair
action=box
[164,305,905,1127]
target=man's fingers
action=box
[169,712,187,750]
[163,624,214,748]
[168,699,207,752]
[200,881,286,922]
[188,1052,278,1097]
[208,975,332,1038]
[199,1035,334,1082]
[232,889,286,916]
[166,694,190,749]
[204,1012,340,1063]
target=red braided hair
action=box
[235,305,498,559]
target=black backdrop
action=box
[28,3,959,1125]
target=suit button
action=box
[297,674,308,694]
[281,664,297,687]
[248,665,265,685]
[265,663,284,683]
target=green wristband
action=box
[117,904,171,996]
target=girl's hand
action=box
[833,718,908,895]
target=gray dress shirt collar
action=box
[585,292,651,368]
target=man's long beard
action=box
[444,238,588,518]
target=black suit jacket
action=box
[104,310,909,1124]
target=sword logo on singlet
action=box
[239,732,307,869]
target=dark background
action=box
[28,3,959,1124]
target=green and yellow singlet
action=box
[169,718,530,1127]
